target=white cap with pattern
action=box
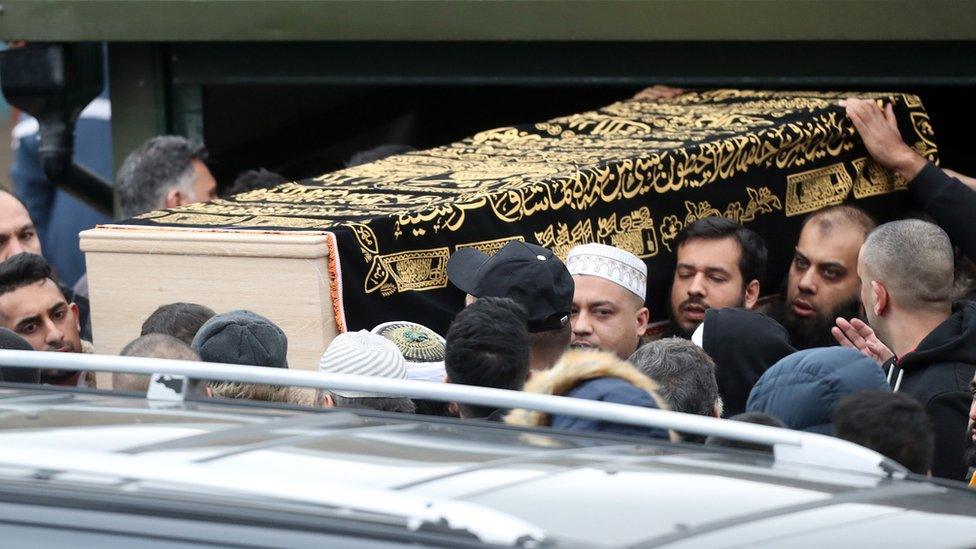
[317,330,407,397]
[566,243,648,301]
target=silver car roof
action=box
[1,351,975,547]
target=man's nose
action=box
[688,273,707,297]
[572,311,592,334]
[798,268,817,294]
[43,320,64,347]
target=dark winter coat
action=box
[895,300,976,480]
[700,308,796,417]
[506,349,674,440]
[909,162,976,262]
[746,347,889,435]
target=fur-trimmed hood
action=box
[506,350,675,440]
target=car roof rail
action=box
[0,350,907,478]
[0,442,548,547]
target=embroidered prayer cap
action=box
[371,321,446,382]
[446,240,573,333]
[566,243,648,301]
[318,330,407,397]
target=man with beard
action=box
[766,205,876,349]
[669,217,767,338]
[0,253,90,386]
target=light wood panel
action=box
[81,227,339,388]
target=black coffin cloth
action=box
[114,89,937,335]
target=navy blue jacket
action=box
[746,347,889,435]
[551,377,670,440]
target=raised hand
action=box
[832,317,895,365]
[842,98,926,181]
[634,85,686,101]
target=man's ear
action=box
[635,306,650,337]
[163,188,187,209]
[69,302,80,330]
[743,279,761,309]
[871,281,888,316]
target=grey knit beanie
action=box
[191,310,288,368]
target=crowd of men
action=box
[0,97,975,484]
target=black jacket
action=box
[701,308,796,417]
[896,300,976,481]
[908,162,976,262]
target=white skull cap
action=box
[566,243,647,301]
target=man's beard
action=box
[668,295,745,340]
[773,292,863,350]
[965,425,976,471]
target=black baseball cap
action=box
[447,241,574,333]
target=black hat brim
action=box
[446,247,491,295]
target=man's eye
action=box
[823,270,839,280]
[595,309,613,317]
[709,275,728,283]
[19,323,37,335]
[52,309,66,321]
[794,257,809,270]
[20,230,35,240]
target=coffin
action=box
[81,89,938,376]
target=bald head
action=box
[115,334,199,392]
[804,205,876,238]
[860,219,954,311]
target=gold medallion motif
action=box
[852,157,908,199]
[785,163,853,217]
[364,248,450,296]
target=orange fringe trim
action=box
[324,232,347,334]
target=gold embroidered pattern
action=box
[455,236,525,256]
[658,186,784,251]
[134,90,934,246]
[785,163,853,217]
[535,219,595,260]
[597,207,658,259]
[852,157,908,199]
[144,213,252,226]
[365,248,450,296]
[347,223,379,262]
[119,90,936,304]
